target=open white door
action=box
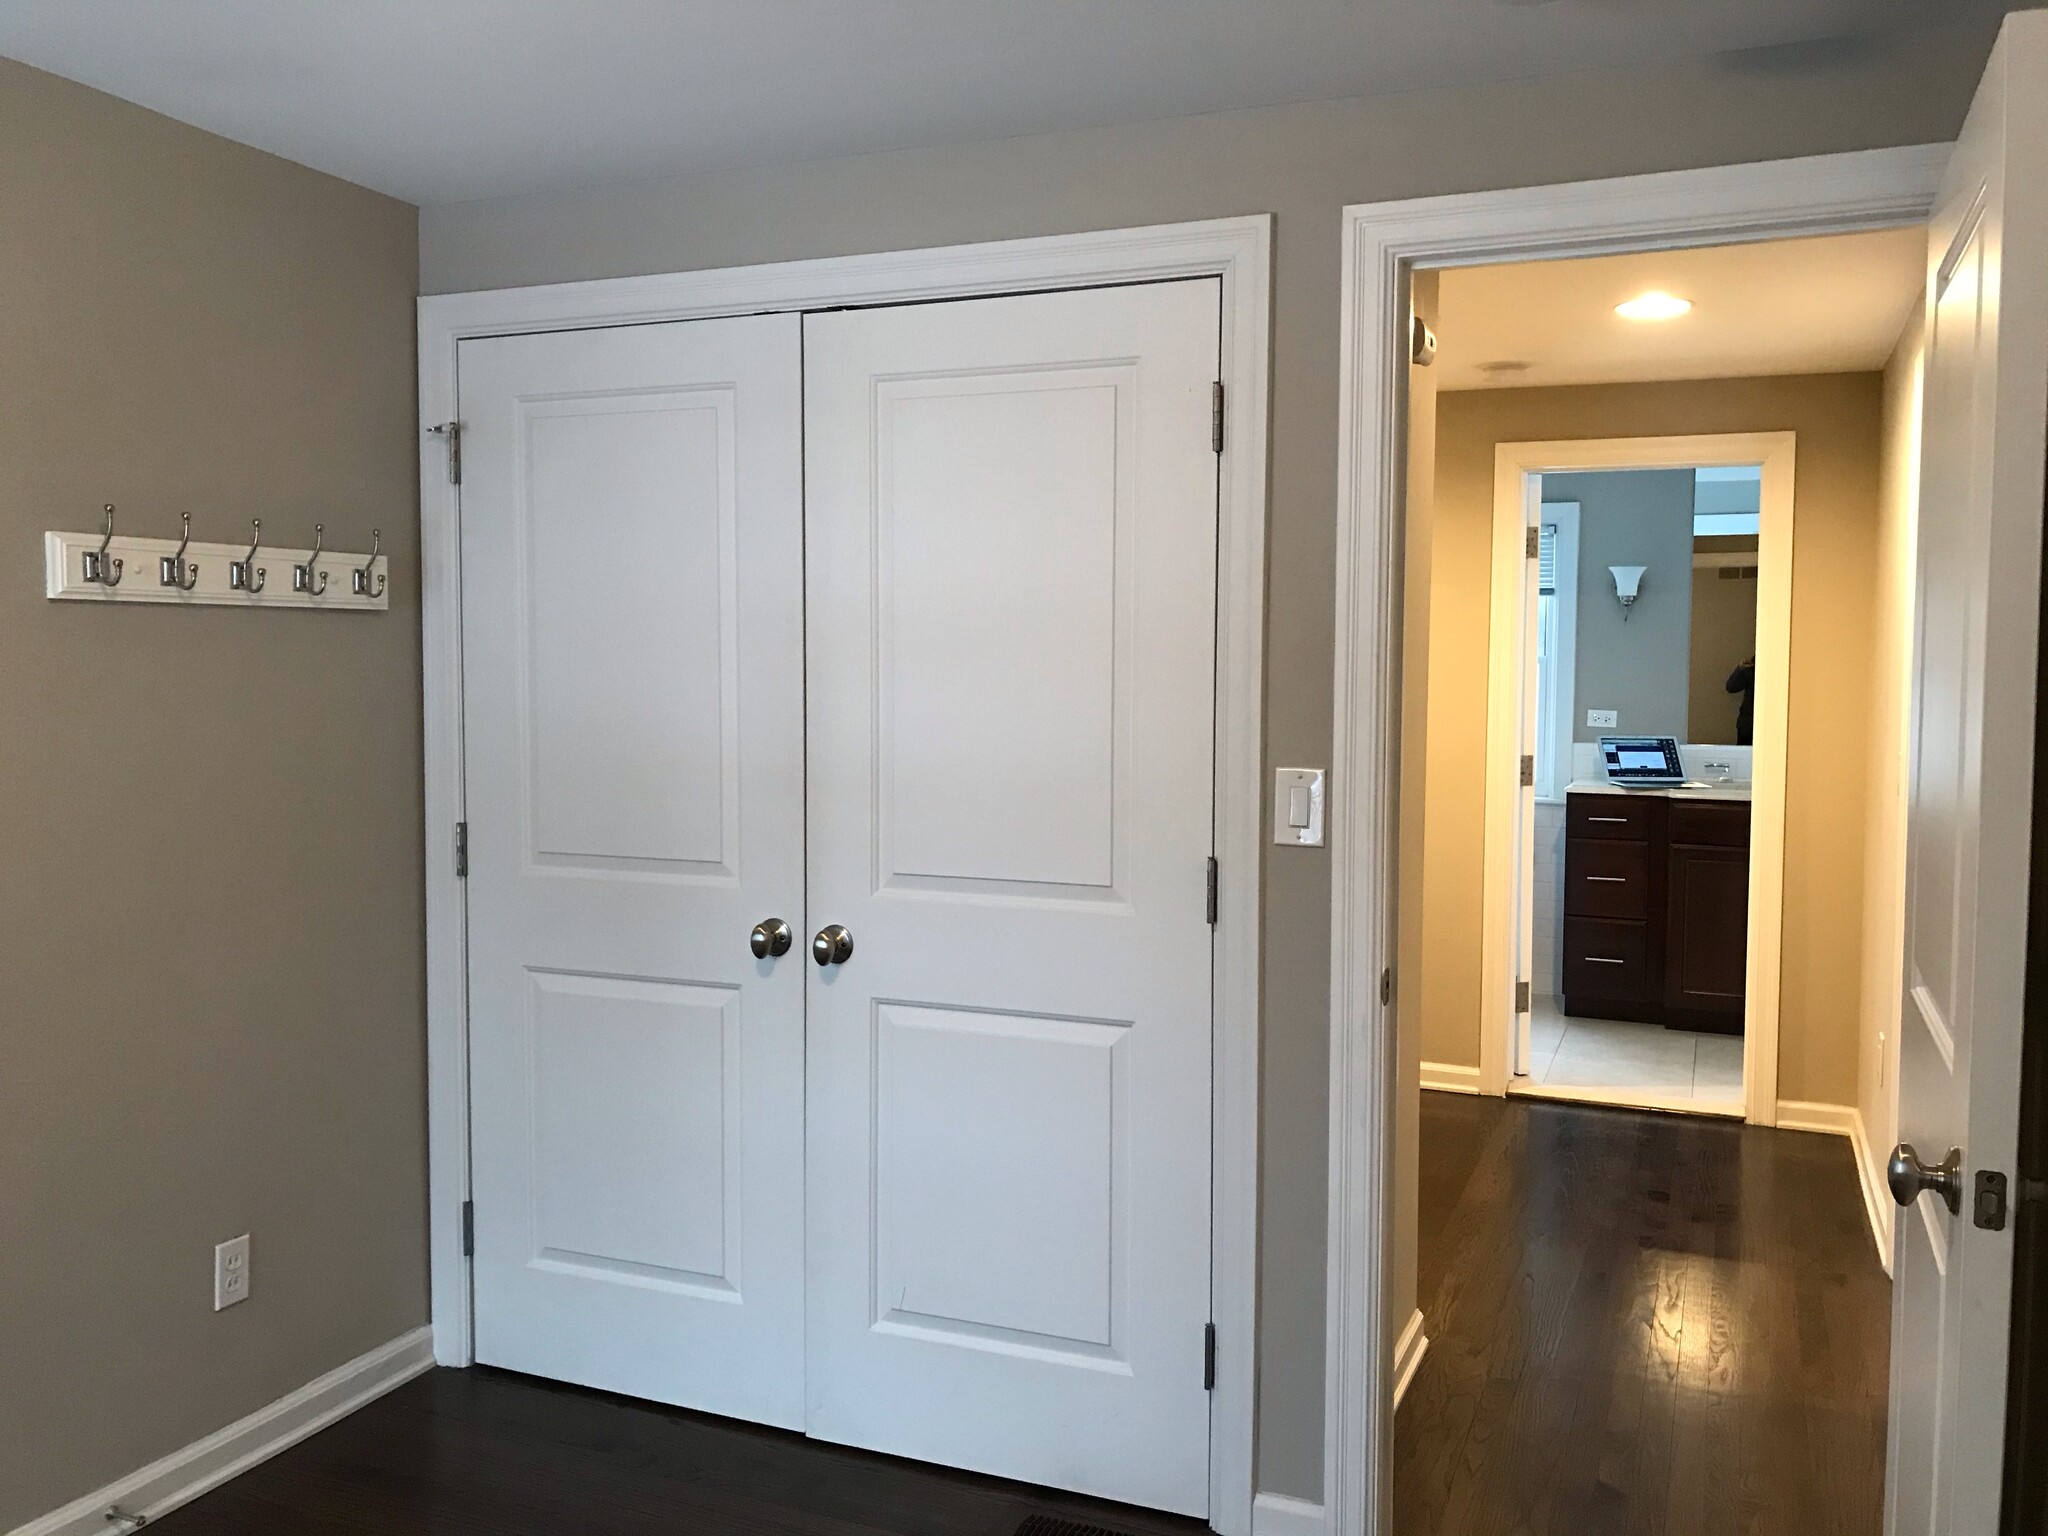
[1887,13,2048,1533]
[1510,490,1543,1076]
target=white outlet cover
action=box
[1586,708,1619,728]
[214,1234,250,1311]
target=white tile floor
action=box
[1522,1000,1744,1102]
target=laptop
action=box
[1599,735,1686,787]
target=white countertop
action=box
[1566,778,1752,803]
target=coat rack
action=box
[45,506,389,611]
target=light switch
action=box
[1274,768,1325,847]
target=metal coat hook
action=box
[82,504,123,586]
[352,529,385,598]
[230,518,266,593]
[294,523,327,594]
[159,513,200,590]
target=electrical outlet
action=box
[1586,708,1619,729]
[214,1234,250,1311]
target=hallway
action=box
[1395,1094,1890,1535]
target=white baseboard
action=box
[1252,1491,1329,1536]
[10,1326,434,1536]
[1774,1099,1893,1276]
[1420,1060,1483,1095]
[1391,1306,1429,1409]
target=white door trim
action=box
[417,215,1271,1536]
[1479,431,1796,1122]
[1328,146,1944,1536]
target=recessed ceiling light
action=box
[1616,291,1693,321]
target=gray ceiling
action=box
[0,1,2005,207]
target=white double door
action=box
[459,280,1222,1514]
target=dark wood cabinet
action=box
[1561,791,1750,1034]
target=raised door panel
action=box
[461,313,806,1428]
[803,280,1220,1516]
[1665,842,1749,1022]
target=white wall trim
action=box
[1419,1061,1483,1095]
[1478,431,1796,1123]
[1252,1493,1331,1536]
[1329,144,1945,1536]
[418,215,1271,1536]
[7,1328,433,1536]
[1390,1309,1430,1409]
[1777,1099,1895,1274]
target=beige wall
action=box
[1420,375,1885,1111]
[0,60,422,1529]
[416,28,1994,1499]
[1860,301,1927,1237]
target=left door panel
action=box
[460,315,807,1427]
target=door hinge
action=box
[1380,967,1394,1007]
[1212,382,1225,455]
[460,1199,475,1257]
[454,821,469,879]
[1204,1322,1217,1390]
[1975,1169,2009,1231]
[1520,754,1535,788]
[428,420,463,485]
[1515,980,1532,1014]
[1526,524,1540,560]
[1206,856,1219,925]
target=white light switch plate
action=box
[1586,708,1619,729]
[1274,768,1325,847]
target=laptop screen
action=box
[1599,735,1684,782]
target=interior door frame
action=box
[1328,147,1944,1536]
[416,215,1272,1536]
[1477,431,1797,1121]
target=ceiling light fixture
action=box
[1616,291,1693,321]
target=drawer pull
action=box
[1587,816,1629,823]
[1586,875,1627,883]
[1583,956,1627,965]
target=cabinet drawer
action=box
[1567,794,1654,841]
[1563,917,1653,1000]
[1564,838,1650,919]
[1669,799,1751,848]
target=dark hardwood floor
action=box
[149,1364,1208,1536]
[1396,1093,1892,1536]
[145,1094,1885,1535]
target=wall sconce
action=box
[1610,564,1646,620]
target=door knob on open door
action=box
[812,924,854,966]
[750,918,793,959]
[1888,1142,1964,1215]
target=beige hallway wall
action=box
[419,24,1994,1498]
[0,59,423,1529]
[1420,374,1885,1111]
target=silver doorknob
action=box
[1888,1142,1964,1215]
[750,918,793,959]
[812,924,854,966]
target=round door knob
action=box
[1888,1142,1963,1215]
[812,924,854,966]
[749,918,793,960]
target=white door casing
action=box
[801,280,1223,1515]
[459,314,809,1427]
[1887,15,2048,1533]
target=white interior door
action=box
[801,280,1222,1514]
[1510,492,1543,1075]
[1887,13,2048,1532]
[460,314,808,1427]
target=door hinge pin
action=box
[461,1199,475,1257]
[1204,1322,1217,1390]
[1526,524,1540,560]
[1212,382,1225,455]
[1206,856,1219,925]
[1520,754,1535,788]
[454,821,469,879]
[428,421,463,485]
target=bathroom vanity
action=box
[1561,783,1751,1034]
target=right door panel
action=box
[801,281,1222,1516]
